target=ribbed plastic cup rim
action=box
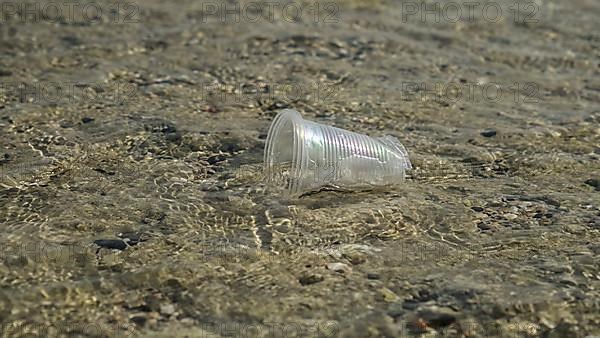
[263,109,305,193]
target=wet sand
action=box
[1,0,599,337]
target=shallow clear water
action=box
[0,0,599,337]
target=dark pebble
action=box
[419,309,457,328]
[165,132,182,142]
[477,223,491,231]
[0,69,12,77]
[130,315,147,326]
[267,102,290,111]
[81,117,94,124]
[161,124,177,134]
[93,168,115,175]
[584,178,599,190]
[298,273,324,286]
[471,206,484,212]
[61,35,82,46]
[367,272,381,280]
[480,129,497,137]
[93,239,127,250]
[59,121,73,128]
[220,142,243,153]
[386,303,405,318]
[402,300,420,310]
[118,232,146,246]
[207,154,226,165]
[218,173,235,180]
[1,153,10,165]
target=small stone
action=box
[377,288,399,302]
[402,300,420,310]
[558,275,577,286]
[130,315,147,326]
[59,120,73,128]
[93,239,127,250]
[564,224,585,234]
[480,129,497,137]
[118,232,145,246]
[477,223,491,231]
[160,304,175,315]
[386,303,405,318]
[207,154,226,165]
[367,272,380,280]
[471,206,484,212]
[584,178,600,190]
[165,132,182,142]
[81,117,94,123]
[342,251,367,265]
[298,273,324,286]
[504,213,518,220]
[418,307,458,329]
[326,262,351,273]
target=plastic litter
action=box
[263,109,411,195]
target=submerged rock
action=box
[93,239,127,251]
[480,129,497,137]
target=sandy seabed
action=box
[0,0,599,337]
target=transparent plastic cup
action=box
[264,109,412,195]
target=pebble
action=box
[160,304,175,315]
[93,239,127,250]
[326,262,351,273]
[564,224,585,234]
[59,120,73,128]
[367,272,381,280]
[298,273,324,286]
[558,275,578,286]
[386,302,405,318]
[477,223,491,231]
[118,232,145,246]
[81,117,94,123]
[504,213,518,220]
[480,129,497,137]
[584,178,599,191]
[207,154,226,165]
[130,315,147,326]
[377,288,399,302]
[417,306,458,329]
